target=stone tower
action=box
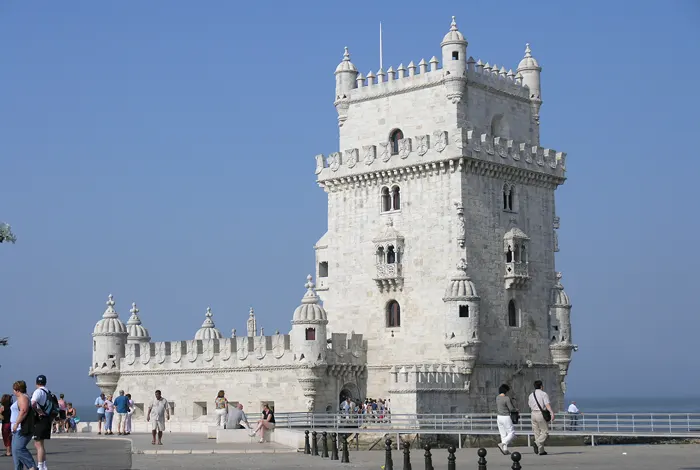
[313,17,575,414]
[89,294,128,396]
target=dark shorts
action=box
[59,410,66,420]
[34,416,52,440]
[97,413,106,422]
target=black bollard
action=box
[330,432,339,461]
[384,438,394,470]
[341,434,350,463]
[402,440,412,470]
[304,430,310,454]
[311,431,319,456]
[321,431,329,458]
[447,446,456,470]
[510,451,522,470]
[477,448,487,470]
[423,444,433,470]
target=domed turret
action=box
[90,294,128,396]
[291,275,328,363]
[334,47,358,127]
[549,272,577,395]
[195,307,223,340]
[93,294,127,335]
[126,302,151,344]
[516,43,542,112]
[441,16,468,103]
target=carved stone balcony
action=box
[504,261,529,289]
[374,263,403,292]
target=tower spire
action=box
[379,22,384,71]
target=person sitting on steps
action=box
[249,403,275,443]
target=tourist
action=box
[94,392,106,435]
[57,394,67,433]
[65,403,77,433]
[528,380,554,456]
[124,394,133,435]
[11,380,37,470]
[495,384,517,455]
[113,390,130,435]
[250,403,275,443]
[567,401,581,431]
[31,374,55,470]
[214,390,228,428]
[104,394,115,435]
[147,390,170,445]
[227,403,250,430]
[1,393,12,457]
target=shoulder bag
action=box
[533,390,552,422]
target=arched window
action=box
[387,245,396,264]
[391,186,401,210]
[508,186,515,211]
[389,129,404,155]
[506,245,513,263]
[514,244,520,263]
[508,300,517,327]
[503,184,509,210]
[381,187,391,212]
[387,300,401,328]
[376,246,385,264]
[521,244,527,263]
[305,328,316,341]
[503,183,514,211]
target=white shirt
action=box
[31,387,48,408]
[528,390,550,412]
[567,403,580,413]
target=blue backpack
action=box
[38,388,60,420]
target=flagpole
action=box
[379,22,383,70]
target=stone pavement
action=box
[0,437,131,470]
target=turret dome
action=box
[551,272,571,307]
[126,302,150,342]
[195,307,223,340]
[517,43,540,70]
[335,47,357,74]
[441,16,466,45]
[292,275,328,324]
[93,294,127,335]
[443,259,480,300]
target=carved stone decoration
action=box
[510,143,521,161]
[237,337,249,360]
[494,137,507,158]
[272,334,285,359]
[139,343,150,364]
[535,147,545,166]
[433,130,448,152]
[398,138,412,159]
[203,339,215,362]
[155,342,166,364]
[454,201,466,248]
[379,142,391,162]
[560,380,567,394]
[305,398,315,412]
[467,130,480,152]
[187,340,197,363]
[220,338,232,361]
[415,135,429,156]
[525,147,533,164]
[482,134,495,155]
[171,341,182,363]
[363,145,376,166]
[125,344,135,365]
[553,216,560,252]
[328,152,342,172]
[454,130,464,149]
[255,336,266,360]
[344,148,358,169]
[314,154,325,175]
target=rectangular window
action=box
[193,401,207,417]
[305,328,316,341]
[452,51,459,60]
[319,262,328,278]
[459,305,469,318]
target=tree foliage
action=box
[0,222,15,243]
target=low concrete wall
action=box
[215,428,305,448]
[76,421,210,434]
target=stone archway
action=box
[339,382,361,408]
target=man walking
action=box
[31,375,56,470]
[528,380,554,456]
[227,403,250,430]
[146,390,170,445]
[567,401,581,431]
[113,390,130,435]
[94,392,106,435]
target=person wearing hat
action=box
[30,375,53,470]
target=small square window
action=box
[459,305,469,318]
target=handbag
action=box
[510,410,520,424]
[532,390,552,422]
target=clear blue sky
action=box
[1,1,698,406]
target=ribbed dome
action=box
[443,259,480,301]
[335,47,357,74]
[126,302,150,341]
[551,272,571,307]
[517,44,540,70]
[195,307,223,340]
[93,294,127,335]
[441,16,466,45]
[292,275,328,323]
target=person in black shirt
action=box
[250,403,275,443]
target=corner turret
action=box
[126,302,151,344]
[194,307,223,340]
[441,16,468,103]
[90,294,128,396]
[334,47,358,127]
[516,43,543,143]
[548,272,577,394]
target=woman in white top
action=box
[11,380,37,470]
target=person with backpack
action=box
[31,374,58,470]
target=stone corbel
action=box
[454,201,465,248]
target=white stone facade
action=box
[89,17,576,419]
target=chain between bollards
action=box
[341,434,350,463]
[321,431,329,458]
[423,443,433,470]
[330,432,339,461]
[477,448,487,470]
[447,445,456,470]
[304,430,310,454]
[402,440,412,470]
[311,430,319,456]
[511,451,522,470]
[384,438,394,470]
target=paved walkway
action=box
[0,438,131,470]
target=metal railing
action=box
[266,411,700,438]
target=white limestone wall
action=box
[461,85,532,142]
